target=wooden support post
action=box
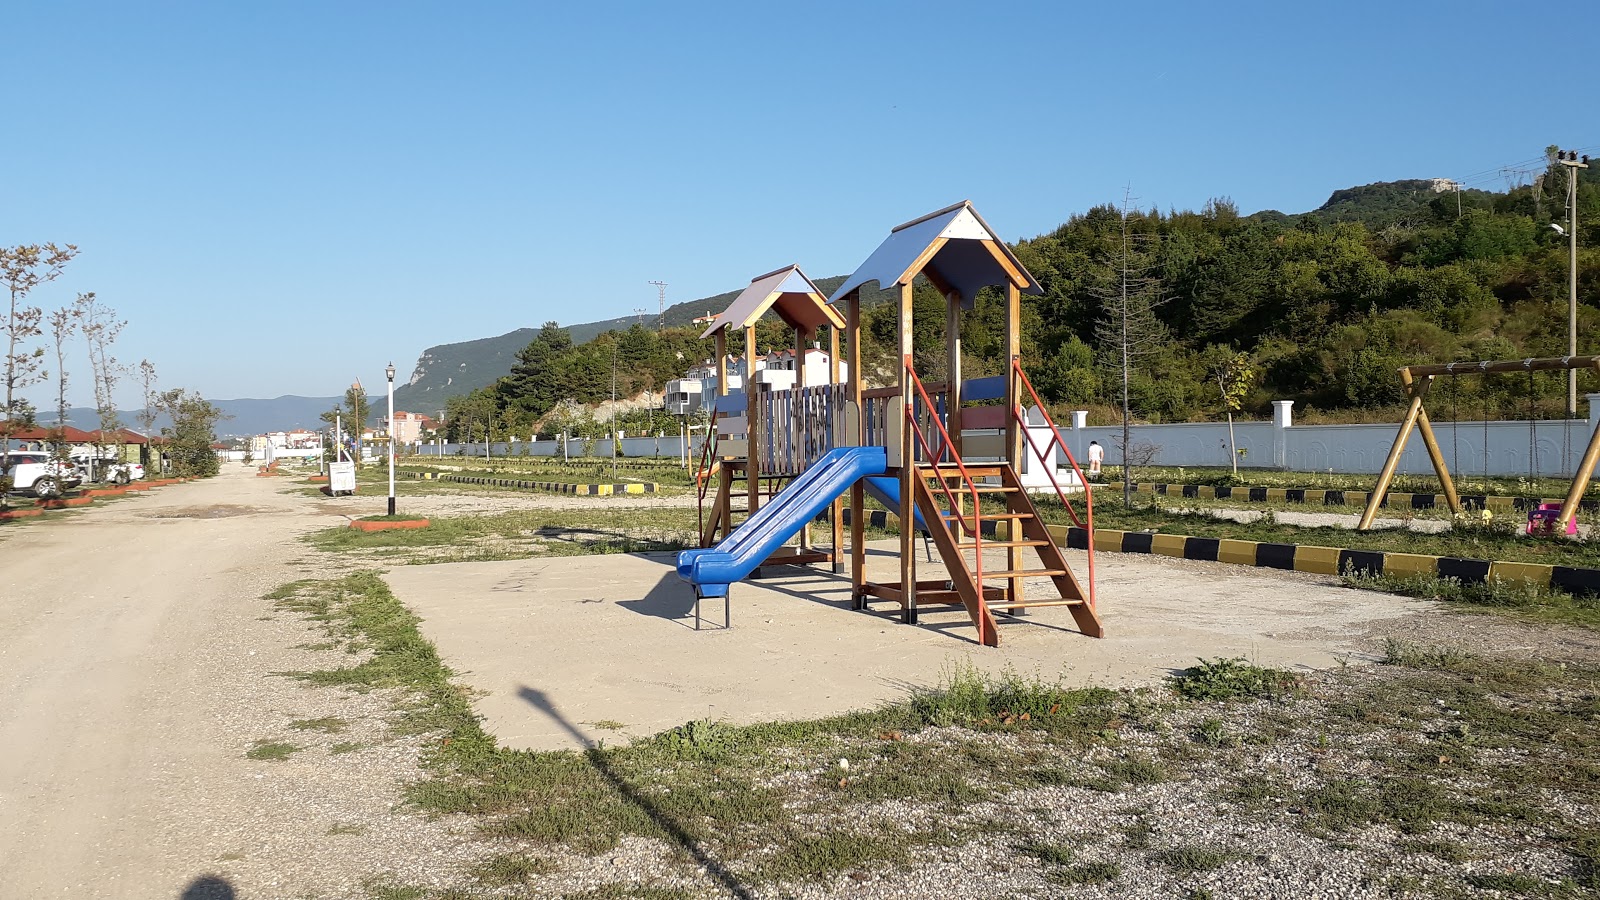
[744,323,760,517]
[714,331,727,398]
[847,292,866,597]
[1558,408,1600,528]
[717,461,733,545]
[898,281,917,624]
[1414,403,1463,516]
[830,323,844,573]
[1003,281,1023,602]
[795,326,810,550]
[1358,371,1433,530]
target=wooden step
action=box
[976,568,1067,579]
[955,539,1051,550]
[919,464,1006,477]
[938,511,1034,522]
[986,599,1086,610]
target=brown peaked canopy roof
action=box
[700,264,846,339]
[827,200,1043,308]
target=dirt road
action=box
[0,467,472,899]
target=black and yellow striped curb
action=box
[1040,523,1600,596]
[399,471,656,495]
[1102,481,1597,514]
[815,509,1600,594]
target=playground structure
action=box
[1359,355,1600,532]
[679,202,1101,646]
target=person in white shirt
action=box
[1087,440,1104,477]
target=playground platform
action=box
[383,542,1432,752]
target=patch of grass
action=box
[246,740,299,761]
[591,719,626,731]
[1153,844,1239,872]
[908,663,1121,736]
[746,828,908,882]
[1190,717,1237,747]
[1171,657,1302,701]
[1018,839,1075,866]
[302,507,699,565]
[328,822,366,835]
[290,716,348,733]
[1351,571,1600,629]
[1398,838,1473,863]
[330,741,362,754]
[1089,755,1167,791]
[1048,861,1120,886]
[561,886,697,900]
[470,852,557,886]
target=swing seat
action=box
[1526,503,1578,536]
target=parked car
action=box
[2,451,85,498]
[70,453,144,485]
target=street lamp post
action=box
[1558,151,1589,417]
[386,362,396,517]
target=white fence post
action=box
[1272,400,1294,469]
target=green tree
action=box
[1210,349,1255,474]
[155,388,225,477]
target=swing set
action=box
[1358,355,1600,532]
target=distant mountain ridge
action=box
[50,395,344,439]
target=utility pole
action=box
[648,280,668,320]
[611,343,619,481]
[1558,150,1589,416]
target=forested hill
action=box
[393,276,891,414]
[407,153,1600,434]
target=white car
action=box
[2,451,85,498]
[70,454,145,485]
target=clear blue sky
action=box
[5,1,1593,406]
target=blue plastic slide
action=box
[677,446,887,598]
[862,476,932,534]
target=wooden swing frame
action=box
[1358,355,1600,531]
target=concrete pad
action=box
[384,541,1432,752]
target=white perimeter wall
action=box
[415,394,1600,478]
[1060,394,1600,477]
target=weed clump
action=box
[1170,658,1301,702]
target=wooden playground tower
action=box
[695,202,1101,646]
[1359,354,1600,532]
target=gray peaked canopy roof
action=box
[699,264,845,339]
[826,201,1042,308]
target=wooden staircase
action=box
[912,462,1103,646]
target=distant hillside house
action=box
[663,348,847,416]
[385,410,438,444]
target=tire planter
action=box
[307,475,329,483]
[349,518,430,532]
[84,487,129,498]
[0,508,44,520]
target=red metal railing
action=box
[905,361,989,641]
[1012,359,1096,610]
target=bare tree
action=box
[137,359,159,470]
[1092,190,1167,507]
[0,243,78,501]
[47,304,84,458]
[77,293,126,480]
